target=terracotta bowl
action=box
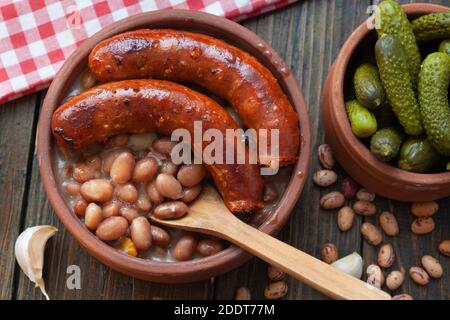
[37,10,311,283]
[323,3,450,202]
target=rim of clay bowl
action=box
[38,9,311,282]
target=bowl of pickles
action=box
[323,1,450,202]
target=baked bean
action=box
[181,184,203,203]
[86,155,101,170]
[321,243,338,264]
[72,162,97,183]
[120,207,140,223]
[172,235,197,261]
[85,203,103,230]
[80,179,114,203]
[64,181,80,196]
[110,152,135,184]
[379,211,399,237]
[102,148,128,174]
[410,201,439,217]
[129,132,157,151]
[438,240,450,257]
[153,201,188,220]
[136,195,152,212]
[263,183,278,202]
[377,243,395,268]
[353,200,376,216]
[160,161,178,175]
[102,202,120,218]
[130,217,152,251]
[152,246,167,260]
[421,255,443,279]
[117,183,138,203]
[356,188,375,202]
[360,222,382,246]
[152,137,177,155]
[73,198,88,217]
[235,287,251,300]
[411,217,435,235]
[150,226,171,247]
[146,182,164,205]
[96,216,128,241]
[106,134,129,148]
[409,266,429,286]
[155,173,183,199]
[177,164,206,187]
[337,206,354,232]
[320,191,345,209]
[133,158,158,182]
[267,265,285,281]
[313,169,338,187]
[196,239,223,257]
[264,281,288,300]
[80,70,97,89]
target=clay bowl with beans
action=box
[37,10,311,283]
[322,3,450,202]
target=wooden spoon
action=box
[150,186,391,300]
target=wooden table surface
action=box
[1,0,449,300]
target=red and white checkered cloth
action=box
[0,0,297,104]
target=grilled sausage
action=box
[88,29,300,167]
[51,79,264,213]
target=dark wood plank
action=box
[0,94,39,299]
[359,0,450,301]
[214,0,372,300]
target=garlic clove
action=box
[331,252,363,279]
[14,225,58,300]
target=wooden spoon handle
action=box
[218,216,391,300]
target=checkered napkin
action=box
[0,0,296,104]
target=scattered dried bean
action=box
[360,222,382,246]
[409,266,430,286]
[320,191,345,209]
[264,281,288,300]
[411,217,435,235]
[377,243,395,268]
[321,243,338,264]
[410,201,438,217]
[421,255,443,279]
[317,144,335,169]
[379,211,399,237]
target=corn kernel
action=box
[117,237,138,257]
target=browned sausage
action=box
[88,29,300,167]
[51,79,263,213]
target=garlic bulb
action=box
[331,252,363,279]
[14,225,58,300]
